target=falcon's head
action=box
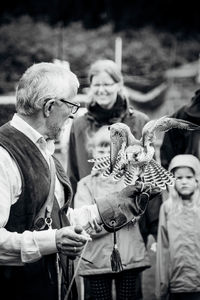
[125,145,147,164]
[109,123,130,144]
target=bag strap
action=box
[34,156,56,230]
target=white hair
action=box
[16,62,79,115]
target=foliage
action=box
[0,16,200,94]
[1,0,200,32]
[0,16,56,93]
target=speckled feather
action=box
[88,116,200,189]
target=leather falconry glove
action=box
[95,181,161,232]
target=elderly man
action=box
[0,62,155,300]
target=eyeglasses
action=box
[59,99,80,114]
[91,83,116,90]
[43,98,80,114]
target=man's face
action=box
[45,97,79,140]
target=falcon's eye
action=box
[108,126,110,131]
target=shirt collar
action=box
[10,114,55,155]
[10,113,43,144]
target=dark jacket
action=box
[160,89,200,170]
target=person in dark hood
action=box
[160,89,200,170]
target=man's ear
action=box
[43,99,55,117]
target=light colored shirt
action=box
[0,114,99,265]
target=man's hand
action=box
[56,225,91,258]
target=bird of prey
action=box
[88,116,200,189]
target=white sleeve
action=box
[0,147,57,265]
[67,177,101,228]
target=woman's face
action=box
[174,167,197,198]
[90,71,121,109]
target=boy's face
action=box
[174,167,197,198]
[93,145,110,158]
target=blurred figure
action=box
[74,126,161,300]
[156,154,200,300]
[67,59,150,196]
[160,89,200,170]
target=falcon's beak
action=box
[126,152,133,161]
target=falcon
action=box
[89,116,200,189]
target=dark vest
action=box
[0,123,76,300]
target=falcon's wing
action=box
[141,115,200,147]
[109,122,138,171]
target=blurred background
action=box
[1,0,200,116]
[1,0,200,129]
[0,1,200,298]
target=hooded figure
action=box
[156,154,200,300]
[160,89,200,170]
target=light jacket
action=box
[74,171,151,276]
[156,198,200,298]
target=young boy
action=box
[156,154,200,300]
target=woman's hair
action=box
[88,59,123,84]
[167,154,200,211]
[16,62,79,115]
